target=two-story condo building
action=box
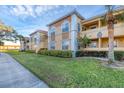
[81,8,124,51]
[47,8,124,53]
[30,30,48,53]
[20,37,30,51]
[47,11,84,54]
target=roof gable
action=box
[47,10,85,26]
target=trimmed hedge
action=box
[114,51,124,61]
[76,51,107,58]
[38,50,72,58]
[25,50,35,53]
[76,51,124,61]
[38,49,124,61]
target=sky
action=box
[0,5,115,36]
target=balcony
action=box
[80,23,124,39]
[82,47,124,51]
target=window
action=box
[50,27,56,35]
[30,37,33,42]
[51,32,55,36]
[82,26,86,31]
[27,46,29,49]
[89,25,97,29]
[50,41,55,49]
[34,38,37,45]
[50,27,56,41]
[77,23,80,32]
[62,40,69,50]
[114,40,117,47]
[90,42,97,48]
[27,40,29,43]
[39,37,42,42]
[77,42,80,49]
[61,21,69,32]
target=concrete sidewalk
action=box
[0,53,49,88]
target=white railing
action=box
[82,47,124,51]
[80,23,124,39]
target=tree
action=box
[101,6,124,63]
[16,34,24,44]
[78,35,91,48]
[0,24,19,43]
[105,5,115,63]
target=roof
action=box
[30,30,48,36]
[82,13,104,23]
[24,37,30,40]
[47,10,85,26]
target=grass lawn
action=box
[8,52,124,88]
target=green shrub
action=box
[76,51,107,58]
[25,50,35,53]
[114,51,124,61]
[76,51,124,61]
[38,50,72,58]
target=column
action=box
[98,18,101,28]
[48,28,50,50]
[98,38,101,50]
[98,18,101,51]
[71,14,78,57]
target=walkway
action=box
[0,53,49,88]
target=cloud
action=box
[25,5,36,17]
[10,5,60,18]
[35,5,59,16]
[11,5,28,16]
[10,5,36,18]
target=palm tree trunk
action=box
[107,12,115,63]
[108,25,114,63]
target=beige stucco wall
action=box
[48,14,83,50]
[30,32,48,51]
[115,37,124,47]
[49,16,72,50]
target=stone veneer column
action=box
[71,14,78,57]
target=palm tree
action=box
[105,5,115,63]
[78,35,91,48]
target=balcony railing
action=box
[80,23,124,39]
[82,47,124,51]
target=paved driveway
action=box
[0,53,49,88]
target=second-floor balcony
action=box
[80,23,124,39]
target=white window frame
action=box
[50,26,56,36]
[89,42,97,48]
[61,20,70,33]
[62,39,69,50]
[77,23,81,32]
[50,41,55,50]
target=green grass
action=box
[8,52,124,88]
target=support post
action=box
[98,38,101,51]
[71,14,78,58]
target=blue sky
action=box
[0,5,112,36]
